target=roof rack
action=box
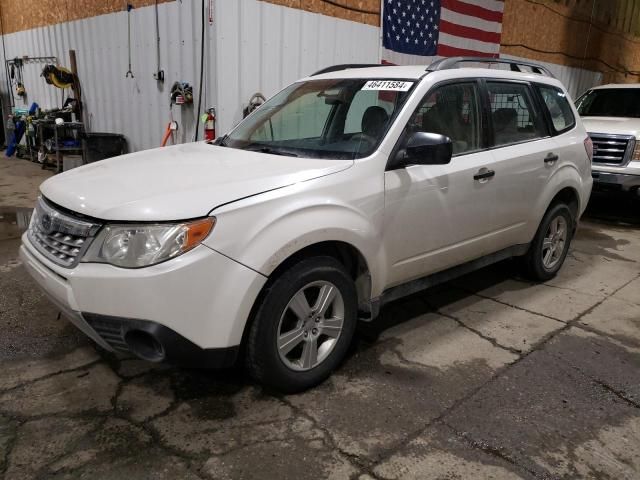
[310,63,391,76]
[426,57,554,77]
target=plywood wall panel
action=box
[0,0,173,34]
[501,0,640,83]
[261,0,380,26]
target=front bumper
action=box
[591,171,640,192]
[20,234,267,366]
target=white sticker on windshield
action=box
[362,80,414,91]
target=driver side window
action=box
[406,82,481,155]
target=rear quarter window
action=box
[487,81,546,147]
[537,85,576,134]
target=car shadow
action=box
[583,190,640,227]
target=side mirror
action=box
[399,132,453,166]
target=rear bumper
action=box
[592,171,640,192]
[20,233,267,366]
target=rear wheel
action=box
[522,203,575,281]
[245,256,357,393]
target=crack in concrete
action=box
[364,272,640,477]
[276,395,373,474]
[0,354,205,479]
[555,356,640,411]
[0,359,102,396]
[107,372,209,478]
[0,419,19,480]
[35,416,108,479]
[440,421,540,479]
[465,289,572,324]
[433,309,524,356]
[592,379,640,410]
[117,410,208,474]
[361,356,521,474]
[573,322,640,352]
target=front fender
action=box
[204,182,387,296]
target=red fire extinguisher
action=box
[204,108,216,141]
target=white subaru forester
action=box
[21,58,592,392]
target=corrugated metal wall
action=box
[2,0,206,152]
[1,0,599,153]
[214,0,380,134]
[1,0,379,152]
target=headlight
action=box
[83,217,215,268]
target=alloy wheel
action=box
[542,215,568,270]
[276,281,345,371]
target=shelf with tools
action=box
[5,51,84,173]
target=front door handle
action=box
[473,169,495,181]
[544,153,559,164]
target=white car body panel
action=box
[20,235,267,348]
[581,116,640,138]
[384,149,506,287]
[205,154,388,295]
[21,64,593,360]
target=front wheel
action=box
[245,256,357,393]
[522,203,575,281]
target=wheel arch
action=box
[239,240,373,355]
[532,164,585,239]
[268,240,372,305]
[548,186,580,223]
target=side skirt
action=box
[364,243,530,321]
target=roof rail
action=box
[426,57,554,77]
[310,63,391,76]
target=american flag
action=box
[382,0,504,60]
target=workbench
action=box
[35,120,85,172]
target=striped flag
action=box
[382,0,504,64]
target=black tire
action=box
[245,256,357,393]
[522,203,575,281]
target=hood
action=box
[40,143,352,221]
[581,116,640,138]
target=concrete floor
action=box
[1,156,639,479]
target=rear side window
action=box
[487,82,546,147]
[537,85,575,133]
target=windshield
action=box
[220,79,415,159]
[576,88,640,118]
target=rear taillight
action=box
[584,136,593,163]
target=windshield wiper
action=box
[210,134,228,146]
[245,146,299,157]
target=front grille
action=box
[27,197,102,268]
[589,133,635,166]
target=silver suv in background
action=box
[576,84,640,196]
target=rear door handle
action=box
[544,153,559,163]
[473,169,495,181]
